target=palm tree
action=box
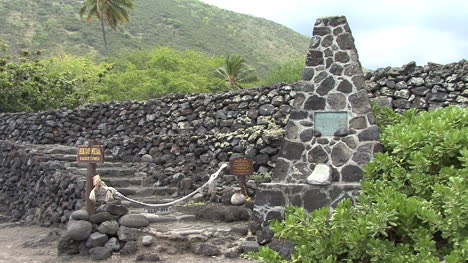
[79,0,134,54]
[215,55,257,89]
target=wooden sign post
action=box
[229,158,254,200]
[77,140,104,216]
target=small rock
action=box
[306,164,331,185]
[70,210,89,221]
[257,226,274,245]
[119,214,149,228]
[120,240,138,255]
[224,246,241,258]
[89,246,112,261]
[57,236,81,255]
[195,243,221,257]
[142,235,153,246]
[231,225,249,236]
[118,226,139,242]
[86,232,108,248]
[241,241,259,253]
[268,239,296,259]
[334,128,349,137]
[104,237,120,252]
[136,253,161,262]
[141,154,153,162]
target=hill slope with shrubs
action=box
[0,0,309,76]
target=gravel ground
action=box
[0,224,254,263]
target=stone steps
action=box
[77,167,137,177]
[38,144,77,155]
[140,217,250,258]
[103,177,143,188]
[115,186,177,197]
[121,196,175,209]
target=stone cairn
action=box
[59,200,158,261]
[252,16,381,238]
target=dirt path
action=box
[0,224,253,263]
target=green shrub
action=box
[95,46,227,101]
[245,58,304,88]
[259,58,304,84]
[249,106,468,263]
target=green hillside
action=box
[0,0,310,75]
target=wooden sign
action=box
[77,145,104,163]
[229,158,254,176]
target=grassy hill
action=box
[0,0,310,76]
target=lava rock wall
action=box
[0,141,84,226]
[365,60,467,111]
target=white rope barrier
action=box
[90,163,228,208]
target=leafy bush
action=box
[258,58,304,85]
[249,106,468,263]
[95,46,227,101]
[0,44,110,112]
[41,54,111,105]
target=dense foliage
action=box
[250,106,468,263]
[95,46,226,101]
[255,58,304,85]
[0,0,309,76]
[0,42,308,112]
[0,43,109,112]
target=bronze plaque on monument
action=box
[229,158,254,176]
[314,112,348,136]
[77,145,104,163]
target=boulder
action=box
[119,214,149,228]
[66,220,92,241]
[98,220,119,235]
[106,201,129,216]
[70,210,89,221]
[89,212,115,224]
[86,232,109,248]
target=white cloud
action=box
[356,26,468,69]
[200,0,468,68]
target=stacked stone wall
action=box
[0,141,84,226]
[0,84,298,174]
[0,63,465,152]
[365,60,467,111]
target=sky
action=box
[200,0,468,70]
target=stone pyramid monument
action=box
[253,16,381,222]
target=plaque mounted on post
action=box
[229,158,254,176]
[229,158,254,201]
[77,145,104,163]
[77,140,104,216]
